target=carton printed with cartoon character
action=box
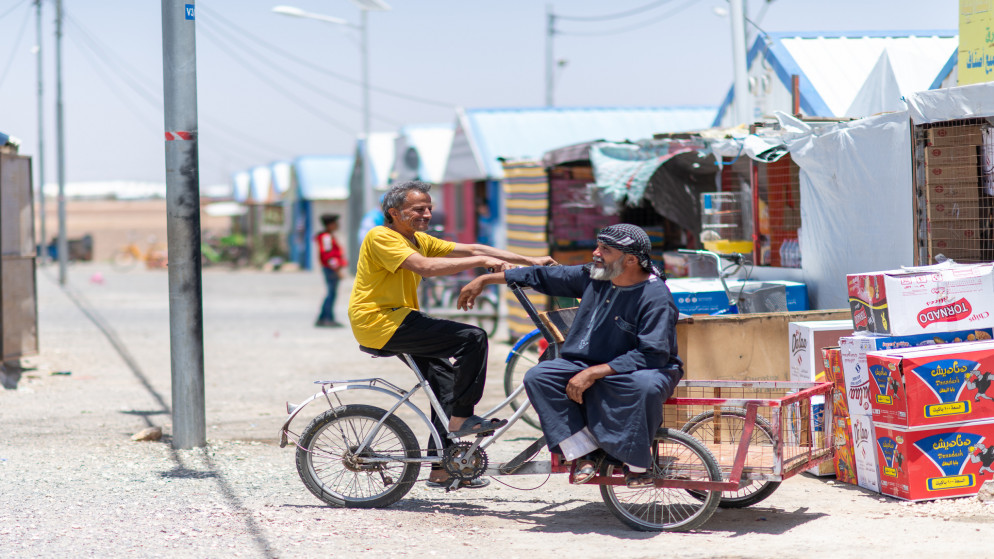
[834,416,859,485]
[847,263,994,336]
[874,420,994,501]
[866,339,994,428]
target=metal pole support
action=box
[161,0,206,449]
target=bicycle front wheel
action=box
[600,428,722,532]
[503,329,545,430]
[296,404,421,509]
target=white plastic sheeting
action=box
[785,111,914,309]
[783,82,994,309]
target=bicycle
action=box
[111,234,167,271]
[280,280,725,532]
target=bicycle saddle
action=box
[359,345,399,358]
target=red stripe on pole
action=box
[164,131,193,141]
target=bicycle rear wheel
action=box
[600,428,722,532]
[681,407,781,508]
[296,404,421,509]
[503,329,545,430]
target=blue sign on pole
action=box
[185,4,195,20]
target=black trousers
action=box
[380,311,488,455]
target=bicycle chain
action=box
[442,442,488,480]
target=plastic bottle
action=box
[779,240,788,268]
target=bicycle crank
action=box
[442,442,488,481]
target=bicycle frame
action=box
[279,351,550,472]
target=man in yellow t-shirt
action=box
[348,180,555,488]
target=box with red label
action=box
[865,339,994,428]
[874,419,994,501]
[927,125,983,147]
[839,329,994,417]
[833,415,858,484]
[847,263,994,336]
[823,347,848,419]
[924,144,979,182]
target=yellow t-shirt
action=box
[348,226,455,348]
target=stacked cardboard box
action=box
[924,125,985,262]
[838,329,994,492]
[824,347,858,484]
[866,340,994,500]
[846,263,994,336]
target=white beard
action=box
[590,257,623,281]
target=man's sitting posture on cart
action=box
[458,224,683,488]
[348,180,555,489]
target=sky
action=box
[0,0,960,188]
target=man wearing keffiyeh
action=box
[458,224,684,488]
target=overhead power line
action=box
[0,2,30,91]
[0,0,29,22]
[198,16,401,127]
[556,0,701,37]
[197,28,357,135]
[555,0,679,22]
[62,7,292,164]
[197,2,454,109]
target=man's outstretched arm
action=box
[449,243,556,267]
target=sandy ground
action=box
[35,199,233,262]
[1,263,993,558]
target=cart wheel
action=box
[681,407,781,508]
[600,428,722,532]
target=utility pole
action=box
[161,0,206,449]
[359,9,372,216]
[729,0,751,125]
[35,0,46,264]
[55,0,67,284]
[545,4,555,107]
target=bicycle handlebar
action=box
[677,249,750,307]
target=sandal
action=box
[449,415,508,438]
[623,466,656,489]
[571,451,605,485]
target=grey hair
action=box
[382,181,432,224]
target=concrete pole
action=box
[545,4,554,107]
[729,0,751,126]
[161,0,206,449]
[55,0,67,285]
[360,9,372,213]
[35,0,46,264]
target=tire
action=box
[600,428,722,532]
[111,250,138,272]
[503,329,546,430]
[681,407,781,508]
[295,404,421,509]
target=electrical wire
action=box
[0,0,28,22]
[556,0,700,37]
[62,8,290,166]
[198,16,402,127]
[555,0,678,22]
[198,30,357,135]
[197,2,454,109]
[0,1,31,91]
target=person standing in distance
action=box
[315,214,346,328]
[348,180,556,489]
